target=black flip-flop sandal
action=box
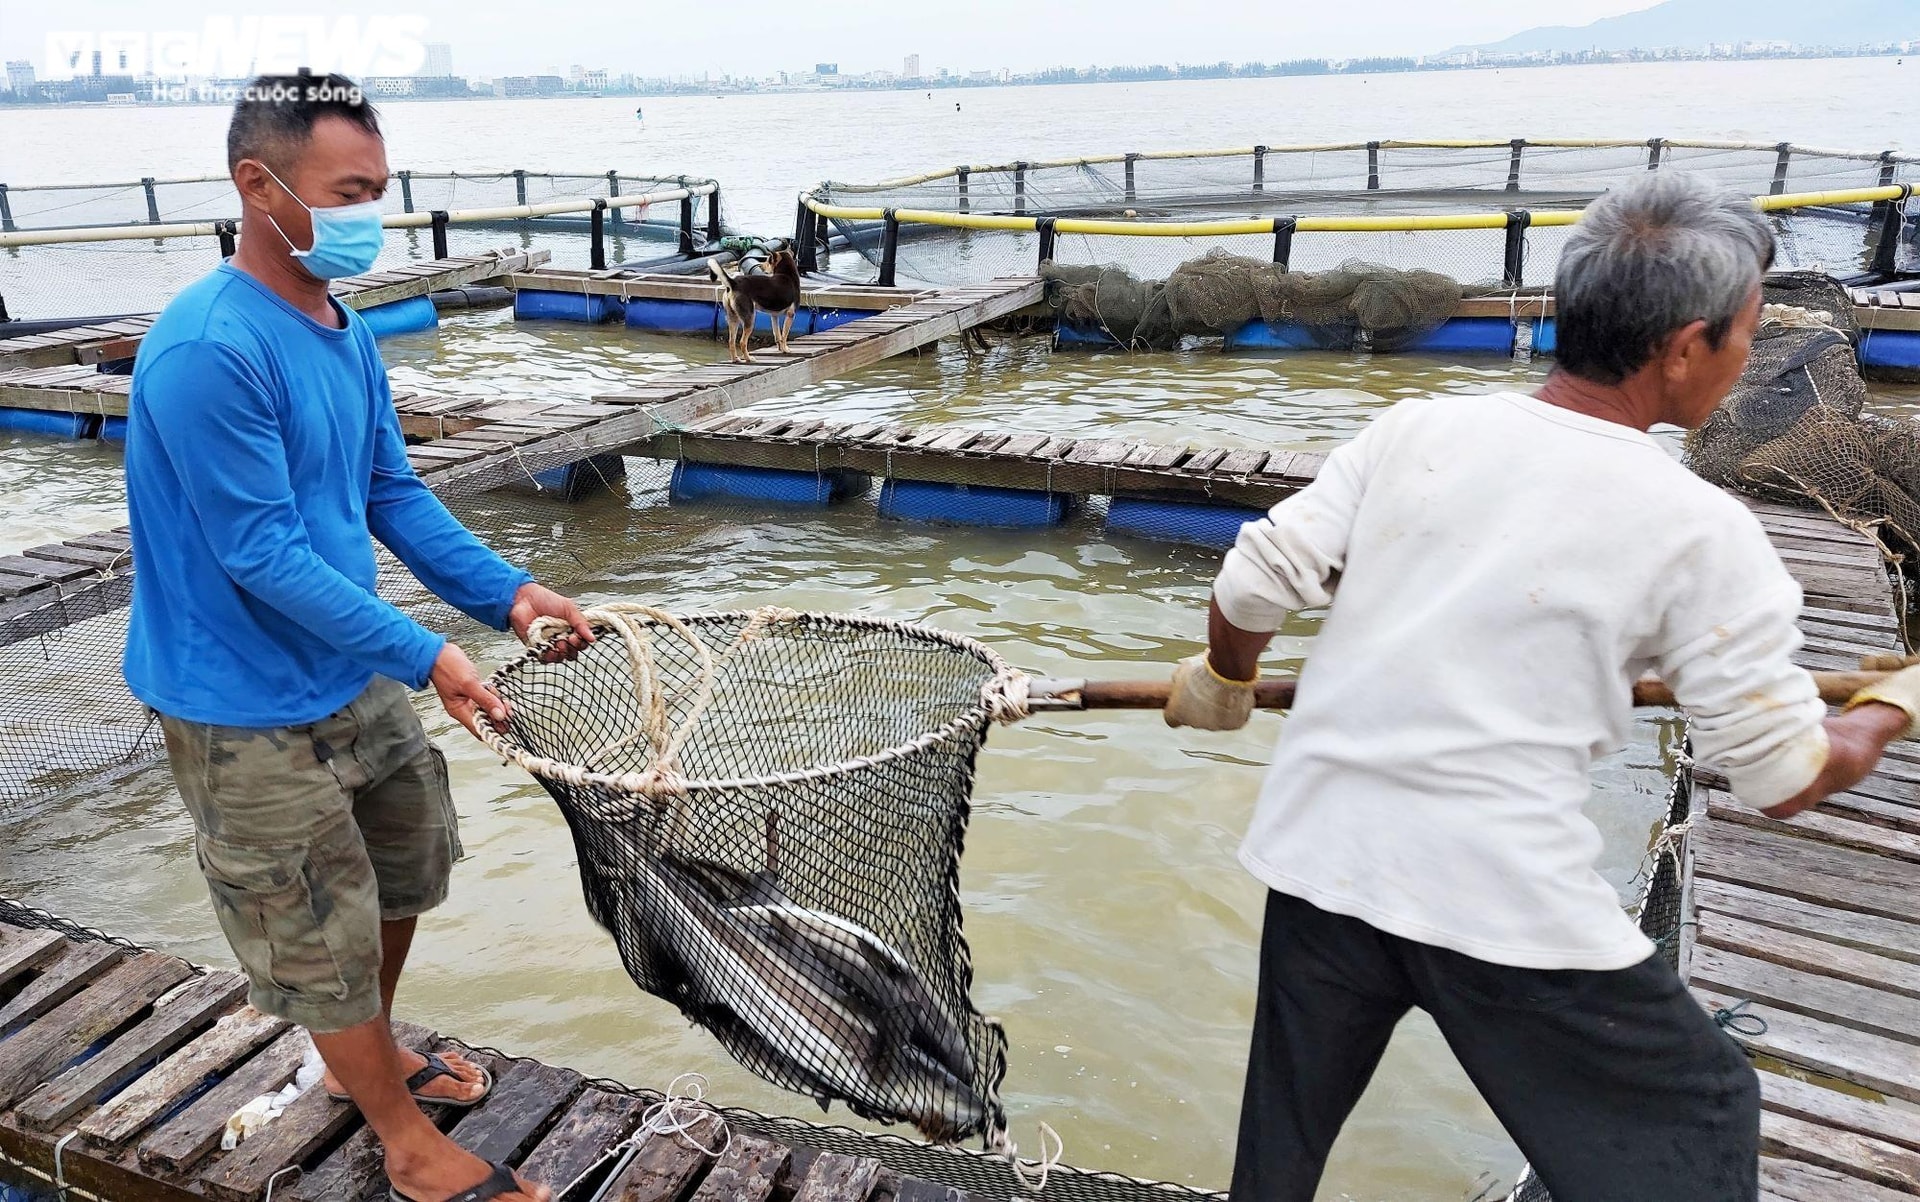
[390,1160,527,1202]
[330,1051,494,1108]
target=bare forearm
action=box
[1763,702,1908,818]
[1207,595,1275,683]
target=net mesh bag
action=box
[1686,274,1920,553]
[1042,250,1465,351]
[1164,249,1275,337]
[1266,259,1465,352]
[479,603,1029,1148]
[1039,261,1175,349]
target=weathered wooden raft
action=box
[1442,291,1920,334]
[0,916,977,1202]
[629,414,1323,508]
[0,250,549,378]
[403,277,1047,499]
[1673,498,1920,1201]
[503,268,938,311]
[0,278,1049,646]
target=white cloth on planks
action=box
[221,1034,324,1150]
[1215,390,1828,971]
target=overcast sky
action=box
[0,0,1657,80]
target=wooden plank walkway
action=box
[0,250,549,376]
[503,267,939,311]
[0,277,1048,645]
[0,916,977,1202]
[404,277,1047,499]
[625,413,1324,510]
[1850,289,1920,335]
[1676,496,1920,1201]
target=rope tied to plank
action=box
[1712,998,1769,1037]
[553,1073,730,1200]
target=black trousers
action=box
[1231,891,1758,1202]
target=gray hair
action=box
[1553,172,1775,384]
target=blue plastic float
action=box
[1106,496,1266,549]
[356,294,439,338]
[522,453,627,502]
[877,479,1070,528]
[1861,329,1920,376]
[1056,315,1522,355]
[1224,315,1516,354]
[621,298,865,336]
[0,410,97,440]
[670,462,869,506]
[515,290,624,324]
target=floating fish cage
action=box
[0,169,725,321]
[798,139,1920,359]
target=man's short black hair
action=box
[227,73,382,174]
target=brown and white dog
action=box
[710,248,801,363]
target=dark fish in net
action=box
[598,841,986,1141]
[484,604,1024,1147]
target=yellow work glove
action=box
[1165,653,1256,731]
[1845,664,1920,738]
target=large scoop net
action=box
[480,604,1029,1148]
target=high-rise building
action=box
[422,42,453,77]
[904,54,921,79]
[815,63,838,75]
[5,61,35,93]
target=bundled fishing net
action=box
[1164,249,1276,336]
[1686,273,1920,552]
[481,604,1029,1148]
[1044,251,1463,351]
[1040,261,1174,349]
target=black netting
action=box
[817,142,1916,288]
[0,604,158,811]
[0,171,723,321]
[1686,274,1920,554]
[487,608,1012,1146]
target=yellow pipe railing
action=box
[804,184,1909,238]
[824,139,1917,193]
[0,184,716,249]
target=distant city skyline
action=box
[2,0,1913,106]
[0,1,1672,82]
[3,32,1909,107]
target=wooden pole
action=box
[1028,669,1896,714]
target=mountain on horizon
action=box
[1454,0,1919,56]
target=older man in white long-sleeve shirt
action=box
[1165,172,1920,1202]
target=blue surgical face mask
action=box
[260,164,386,279]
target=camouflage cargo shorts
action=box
[160,676,462,1032]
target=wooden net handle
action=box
[1029,670,1894,712]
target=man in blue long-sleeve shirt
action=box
[124,75,573,1202]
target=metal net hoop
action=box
[479,604,1032,807]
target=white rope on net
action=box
[478,604,1032,813]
